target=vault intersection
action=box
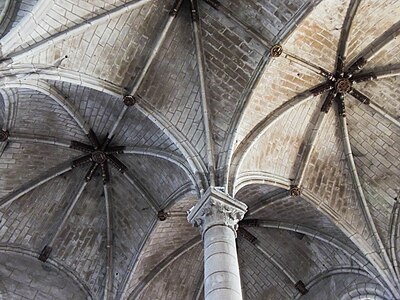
[70,130,127,184]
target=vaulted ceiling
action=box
[0,0,399,299]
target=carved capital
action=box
[187,187,247,237]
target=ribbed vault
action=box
[0,0,399,299]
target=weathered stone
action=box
[0,0,399,299]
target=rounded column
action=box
[188,187,247,300]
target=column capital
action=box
[187,187,247,236]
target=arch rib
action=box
[0,245,94,299]
[234,171,291,194]
[293,267,377,300]
[104,0,184,141]
[116,219,157,299]
[239,230,297,284]
[361,20,400,62]
[251,221,390,292]
[123,172,161,213]
[389,202,400,281]
[335,0,361,72]
[307,267,371,289]
[137,100,208,193]
[46,181,87,248]
[0,64,125,96]
[368,102,400,128]
[162,182,195,212]
[9,133,72,148]
[0,0,16,41]
[0,88,17,158]
[0,79,90,134]
[347,20,400,72]
[0,161,72,208]
[0,142,6,158]
[0,0,152,63]
[127,236,201,300]
[228,89,316,195]
[370,65,400,80]
[190,0,216,186]
[236,174,400,297]
[247,190,290,217]
[192,271,204,300]
[340,282,391,300]
[220,0,317,188]
[124,147,199,194]
[0,65,208,193]
[351,64,400,128]
[0,0,53,55]
[103,184,114,300]
[339,114,399,288]
[0,88,17,130]
[291,96,327,187]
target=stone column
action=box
[188,187,247,300]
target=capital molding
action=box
[187,187,247,237]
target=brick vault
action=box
[0,0,399,299]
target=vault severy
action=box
[0,0,399,299]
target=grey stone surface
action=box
[236,184,353,243]
[199,0,264,166]
[301,273,379,300]
[13,89,86,142]
[135,243,203,300]
[0,93,5,124]
[0,0,399,299]
[0,251,87,300]
[119,155,193,208]
[247,227,353,284]
[108,170,156,298]
[137,0,207,161]
[0,167,85,248]
[0,0,39,38]
[112,106,182,154]
[48,81,122,139]
[238,236,297,300]
[0,142,77,198]
[10,0,39,29]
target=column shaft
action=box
[204,225,242,300]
